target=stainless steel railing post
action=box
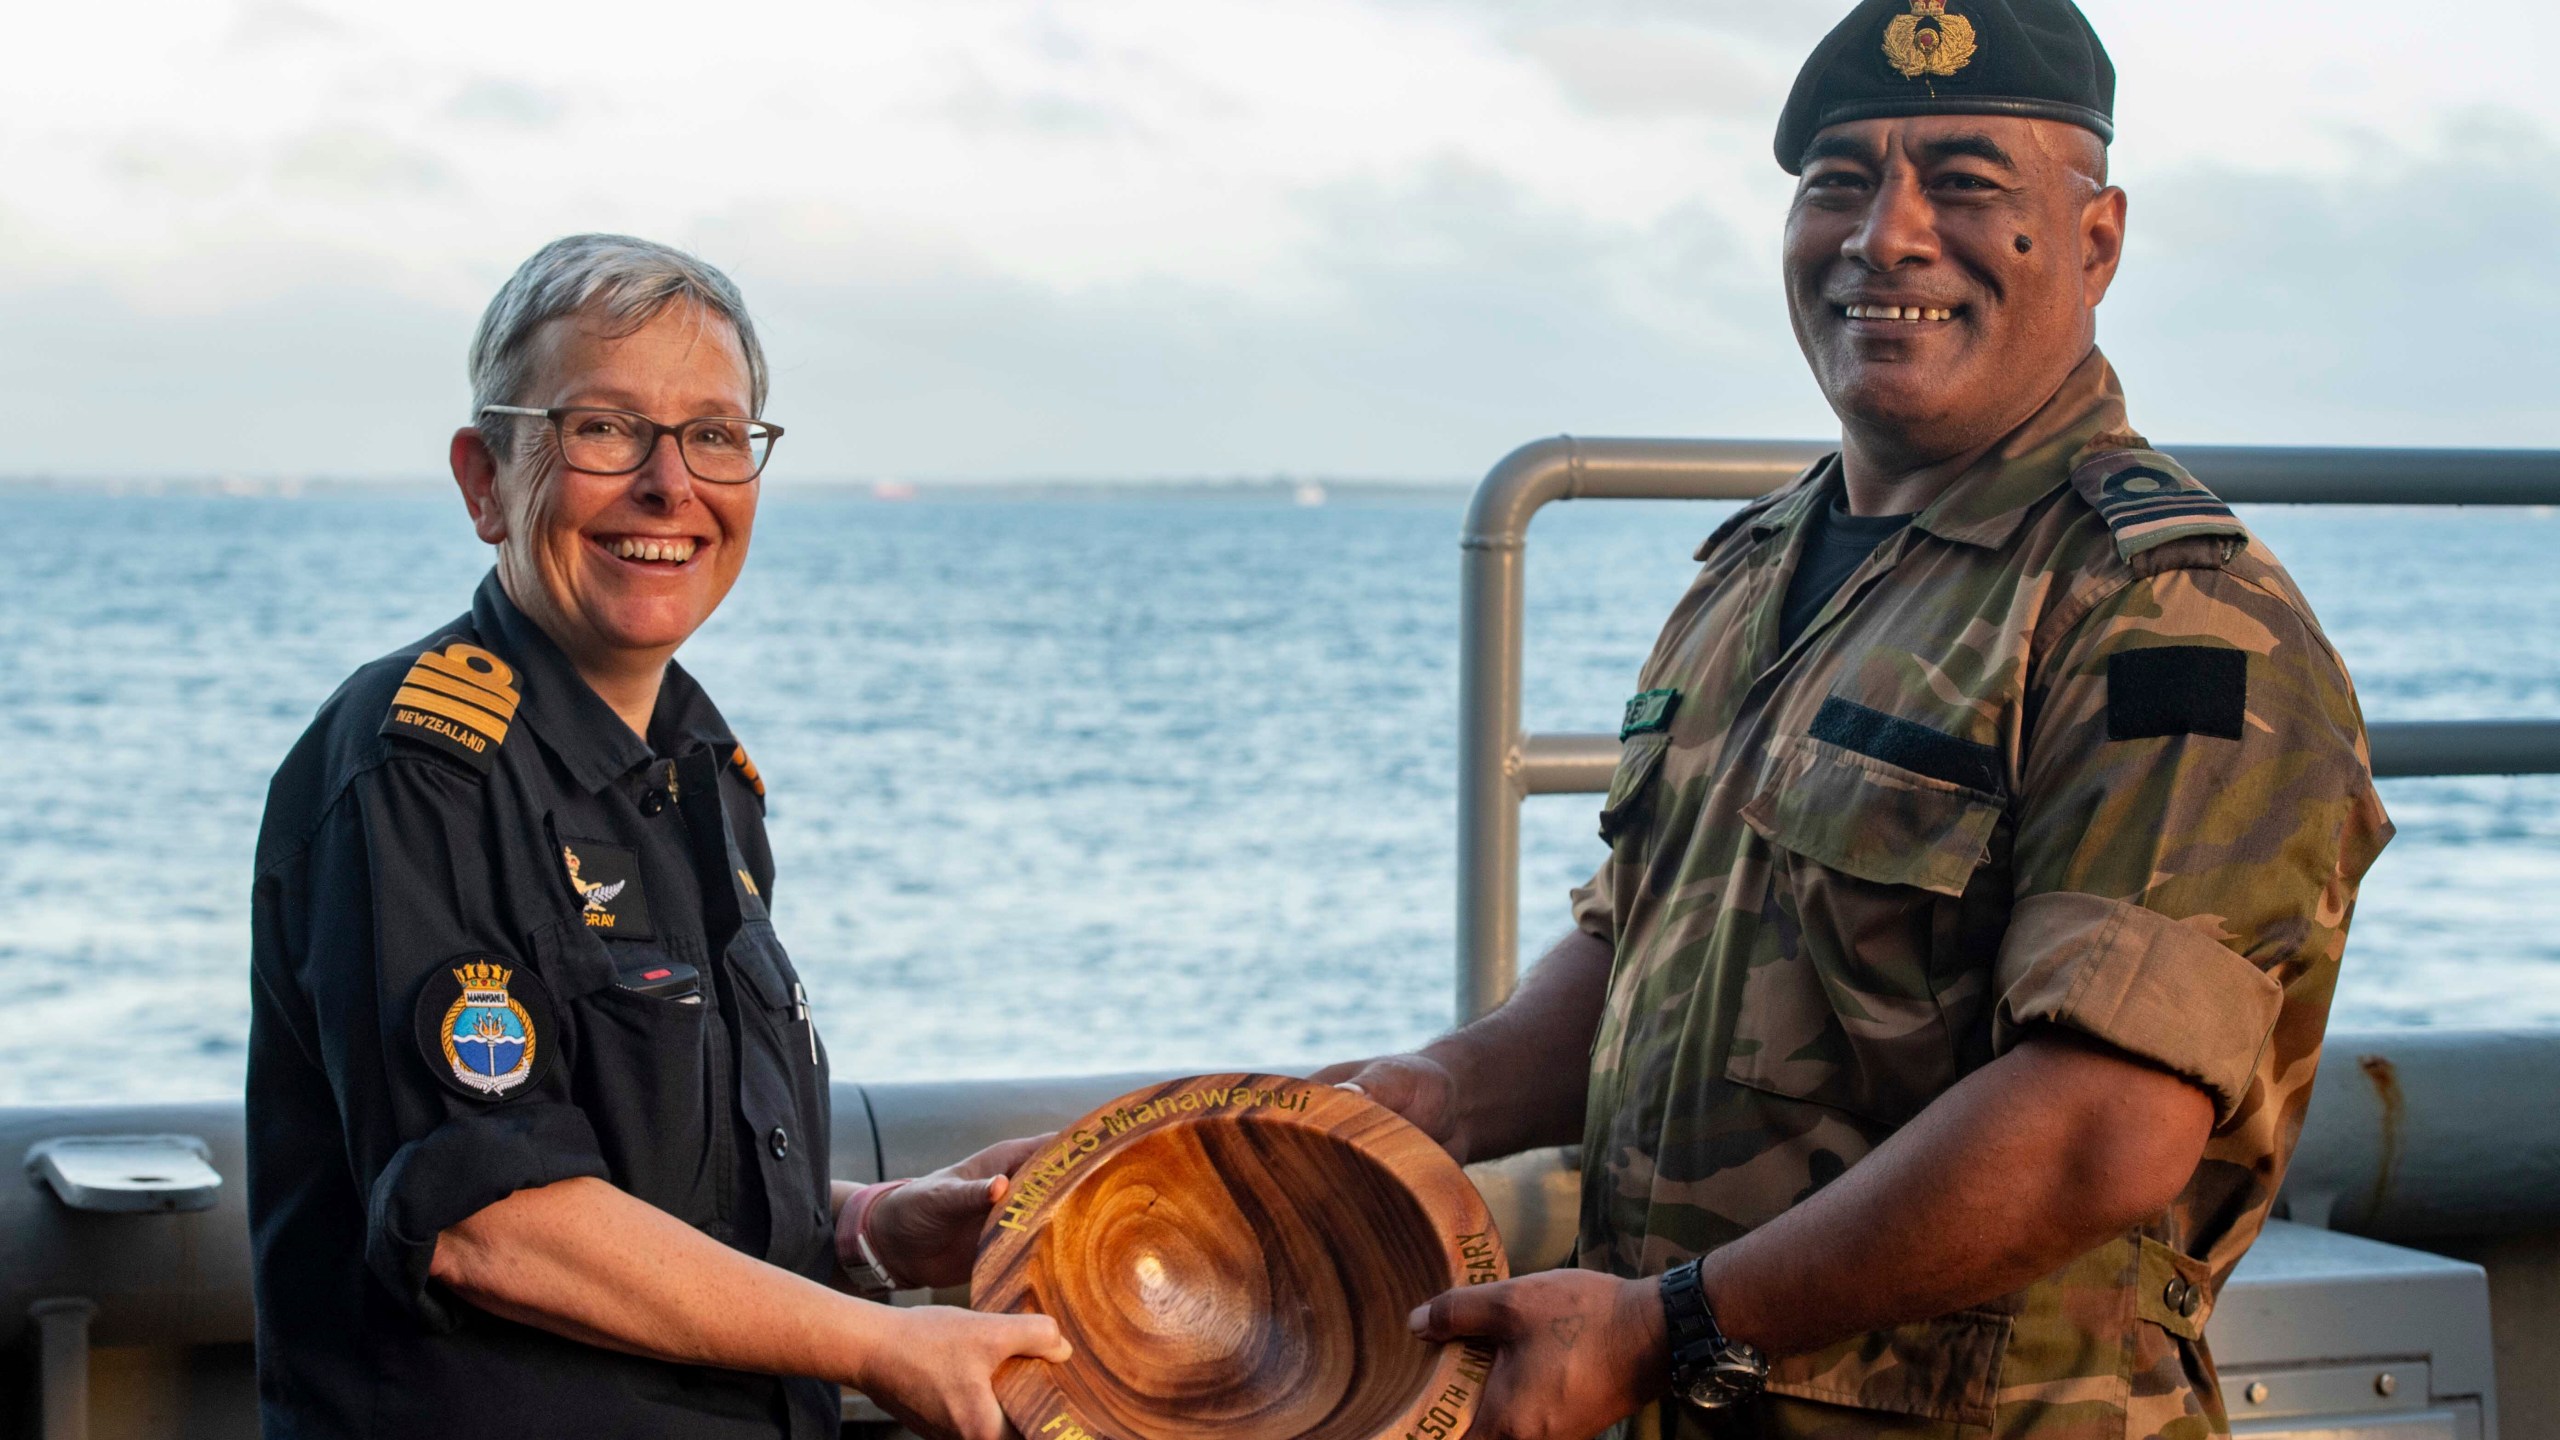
[1455,439,1573,1021]
[1454,531,1525,1025]
[1455,438,1822,1021]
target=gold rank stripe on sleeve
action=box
[730,743,764,797]
[380,640,520,772]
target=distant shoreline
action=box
[0,473,1478,503]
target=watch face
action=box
[1683,1374,1745,1409]
[1681,1354,1767,1409]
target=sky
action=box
[4,0,2556,482]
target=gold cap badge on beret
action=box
[1883,0,1978,79]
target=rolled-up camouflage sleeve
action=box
[1996,556,2391,1122]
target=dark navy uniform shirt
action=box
[247,572,837,1439]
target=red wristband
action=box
[842,1179,912,1290]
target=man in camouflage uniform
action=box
[1325,2,2391,1437]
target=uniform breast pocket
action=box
[726,920,833,1270]
[729,920,825,1110]
[540,923,720,1220]
[1727,713,2007,1127]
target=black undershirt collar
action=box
[1777,498,1918,649]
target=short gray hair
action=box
[468,233,767,453]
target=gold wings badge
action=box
[1883,0,1978,79]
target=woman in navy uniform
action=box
[246,234,1068,1440]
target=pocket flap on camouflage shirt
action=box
[1597,733,1673,843]
[1764,1305,2015,1427]
[1743,733,2004,897]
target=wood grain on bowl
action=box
[973,1074,1508,1440]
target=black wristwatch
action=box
[1660,1259,1768,1410]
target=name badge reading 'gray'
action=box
[560,839,653,938]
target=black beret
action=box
[1774,0,2115,173]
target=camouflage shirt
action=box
[1572,352,2392,1440]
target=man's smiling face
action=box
[1783,114,2125,462]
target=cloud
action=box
[15,102,2560,484]
[0,152,1808,482]
[1511,22,1788,121]
[1398,0,1839,50]
[2106,110,2560,446]
[6,0,2558,481]
[0,271,464,478]
[718,156,1812,480]
[442,78,567,130]
[933,71,1142,140]
[226,0,356,49]
[273,127,454,197]
[106,133,252,199]
[22,111,2560,482]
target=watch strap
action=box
[1661,1259,1726,1365]
[839,1179,911,1293]
[1660,1258,1768,1409]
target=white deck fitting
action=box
[24,1137,222,1215]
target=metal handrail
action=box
[1456,437,2560,1021]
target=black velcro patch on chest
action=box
[558,838,655,939]
[2106,647,2248,741]
[1808,696,2003,794]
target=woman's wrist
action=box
[839,1180,913,1291]
[827,1289,908,1393]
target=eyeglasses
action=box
[479,405,783,484]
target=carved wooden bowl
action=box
[972,1074,1508,1440]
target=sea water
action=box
[4,489,2556,1103]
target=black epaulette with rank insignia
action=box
[729,743,766,805]
[380,638,520,775]
[2069,447,2247,566]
